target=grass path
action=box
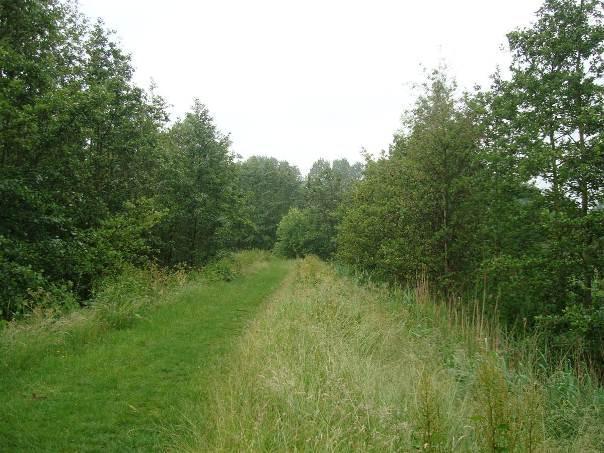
[0,258,291,452]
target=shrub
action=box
[202,254,240,282]
[274,208,315,258]
[536,304,604,374]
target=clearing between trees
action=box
[1,252,602,452]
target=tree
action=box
[238,156,301,249]
[338,71,482,292]
[274,208,315,258]
[154,100,245,266]
[0,1,168,318]
[303,158,363,259]
[505,0,604,304]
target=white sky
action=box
[78,0,543,173]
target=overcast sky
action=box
[78,0,543,172]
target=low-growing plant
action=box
[414,368,446,451]
[471,354,515,452]
[202,255,240,282]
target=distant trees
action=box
[275,158,363,259]
[238,156,302,250]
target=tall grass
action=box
[177,256,604,452]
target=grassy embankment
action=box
[2,253,602,452]
[0,251,289,451]
[177,256,604,452]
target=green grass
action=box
[177,256,604,452]
[2,254,602,452]
[0,253,291,452]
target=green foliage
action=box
[476,0,604,361]
[238,156,302,249]
[88,263,182,330]
[202,254,241,282]
[302,158,363,259]
[537,303,604,372]
[274,207,315,258]
[0,2,248,318]
[201,251,275,282]
[0,234,78,319]
[153,100,246,266]
[414,368,447,451]
[337,1,604,373]
[274,157,365,260]
[338,71,482,291]
[2,0,602,389]
[0,0,170,318]
[471,355,516,452]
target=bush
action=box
[0,236,77,320]
[202,254,240,282]
[536,304,604,374]
[274,208,315,258]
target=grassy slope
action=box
[179,257,604,452]
[0,257,291,452]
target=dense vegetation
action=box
[0,0,357,320]
[1,0,603,402]
[3,254,601,451]
[178,257,603,452]
[275,158,363,259]
[337,1,604,371]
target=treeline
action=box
[2,0,603,370]
[0,0,360,319]
[335,1,603,368]
[1,0,232,318]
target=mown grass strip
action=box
[0,258,291,452]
